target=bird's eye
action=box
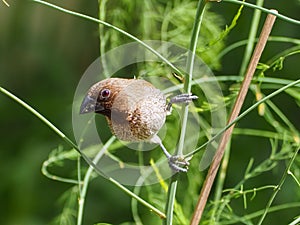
[100,89,111,99]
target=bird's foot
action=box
[155,136,193,173]
[168,155,191,173]
[167,93,198,112]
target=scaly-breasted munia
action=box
[80,78,197,172]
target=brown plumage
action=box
[80,78,197,172]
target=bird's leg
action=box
[150,94,197,172]
[158,141,190,172]
[166,93,198,112]
[151,135,189,172]
[156,93,197,172]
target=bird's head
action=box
[80,78,132,117]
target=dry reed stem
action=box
[190,10,278,225]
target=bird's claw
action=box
[167,93,198,112]
[170,93,198,104]
[168,155,191,173]
[156,135,193,172]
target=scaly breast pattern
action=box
[109,79,166,142]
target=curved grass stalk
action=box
[77,136,115,225]
[220,0,300,25]
[32,0,182,77]
[186,78,300,158]
[221,202,300,224]
[233,128,297,142]
[257,147,300,225]
[0,86,165,220]
[42,147,81,185]
[217,36,300,61]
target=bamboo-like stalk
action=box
[164,1,207,224]
[190,10,278,225]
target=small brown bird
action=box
[80,78,197,172]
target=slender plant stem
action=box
[210,139,231,222]
[219,0,300,25]
[77,155,82,191]
[0,87,77,150]
[163,76,300,94]
[239,0,264,76]
[257,147,300,225]
[164,175,178,225]
[98,0,109,78]
[2,0,9,6]
[288,170,300,188]
[190,11,277,225]
[108,176,166,218]
[217,36,300,62]
[41,149,80,185]
[164,1,207,224]
[219,202,300,224]
[178,0,208,155]
[32,0,183,77]
[289,215,300,225]
[217,2,262,219]
[77,136,116,225]
[77,5,112,223]
[0,86,165,219]
[186,78,300,159]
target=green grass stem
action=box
[164,1,208,224]
[77,136,116,225]
[239,0,264,76]
[257,147,300,225]
[220,0,300,25]
[0,85,165,220]
[186,78,300,158]
[32,0,183,77]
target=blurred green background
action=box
[1,0,300,225]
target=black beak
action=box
[80,95,103,114]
